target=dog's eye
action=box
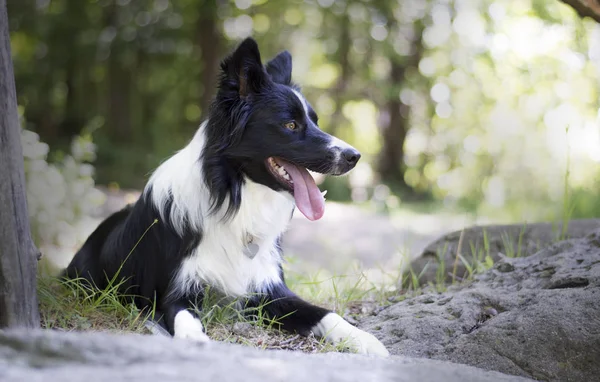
[284,121,297,131]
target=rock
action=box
[360,230,600,381]
[0,329,530,382]
[409,219,600,286]
[232,322,254,336]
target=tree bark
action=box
[560,0,600,22]
[0,0,40,329]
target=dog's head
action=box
[204,38,360,221]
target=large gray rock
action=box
[361,229,600,381]
[0,329,529,382]
[409,219,600,286]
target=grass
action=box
[38,276,151,334]
[39,221,159,332]
[559,126,575,241]
[38,217,161,332]
[192,284,353,353]
[500,223,528,258]
[401,223,535,294]
[37,258,379,355]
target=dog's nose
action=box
[342,148,361,166]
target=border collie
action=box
[65,38,388,356]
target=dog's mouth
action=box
[266,157,326,221]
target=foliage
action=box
[8,0,600,224]
[38,275,150,333]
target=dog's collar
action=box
[243,233,259,259]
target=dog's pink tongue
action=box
[276,159,324,221]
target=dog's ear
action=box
[220,37,267,99]
[266,51,292,85]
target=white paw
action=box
[345,328,390,357]
[173,310,210,343]
[312,313,389,357]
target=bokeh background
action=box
[7,0,600,273]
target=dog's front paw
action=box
[173,310,210,343]
[344,328,390,357]
[312,313,389,357]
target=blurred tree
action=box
[560,0,600,22]
[375,2,426,194]
[105,1,133,144]
[60,0,88,140]
[196,0,222,120]
[327,6,351,137]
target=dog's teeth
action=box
[321,190,328,197]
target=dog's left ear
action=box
[220,37,267,99]
[266,51,292,85]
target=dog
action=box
[65,37,389,356]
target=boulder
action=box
[409,219,600,286]
[360,229,600,381]
[0,329,530,382]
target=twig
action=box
[279,334,300,346]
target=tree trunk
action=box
[197,2,221,120]
[0,0,40,329]
[377,63,410,191]
[377,23,424,193]
[105,2,131,144]
[62,49,82,139]
[60,0,86,140]
[560,0,600,22]
[328,12,351,136]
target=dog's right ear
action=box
[266,51,292,85]
[219,37,267,99]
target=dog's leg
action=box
[162,296,210,343]
[249,282,389,357]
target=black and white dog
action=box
[65,38,388,356]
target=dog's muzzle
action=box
[327,136,361,175]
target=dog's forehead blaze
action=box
[291,89,309,115]
[289,88,318,124]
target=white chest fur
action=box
[174,180,294,297]
[147,124,296,297]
